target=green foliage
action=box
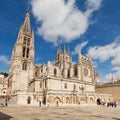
[0,72,9,77]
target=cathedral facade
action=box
[8,11,112,105]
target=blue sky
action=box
[0,0,120,82]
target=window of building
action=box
[22,62,27,71]
[74,67,78,76]
[35,71,38,77]
[27,38,30,46]
[23,37,27,45]
[54,68,57,76]
[64,83,67,89]
[26,48,29,58]
[67,69,70,78]
[45,80,47,88]
[22,47,26,57]
[40,82,42,88]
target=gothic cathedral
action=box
[8,11,112,105]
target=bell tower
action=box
[9,10,34,98]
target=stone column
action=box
[70,66,73,78]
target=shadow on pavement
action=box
[112,117,120,120]
[0,112,13,120]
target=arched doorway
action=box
[97,98,101,105]
[90,97,94,103]
[66,97,70,104]
[54,97,61,106]
[27,96,31,104]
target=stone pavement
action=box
[0,104,120,120]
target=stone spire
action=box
[68,47,70,55]
[78,50,82,64]
[9,10,34,94]
[64,45,66,53]
[57,47,59,53]
[23,10,31,34]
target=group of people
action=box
[100,101,117,108]
[106,101,117,107]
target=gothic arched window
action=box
[27,38,30,46]
[54,68,57,76]
[22,47,26,57]
[22,62,27,71]
[74,67,78,77]
[26,48,29,58]
[67,69,70,78]
[45,80,47,88]
[35,71,37,77]
[23,36,27,45]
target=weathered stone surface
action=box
[0,105,120,120]
[6,10,112,106]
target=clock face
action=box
[84,68,88,76]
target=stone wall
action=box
[0,75,7,96]
[96,84,120,104]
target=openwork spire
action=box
[23,10,31,34]
[78,50,82,64]
[64,45,66,53]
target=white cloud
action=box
[72,41,88,55]
[105,72,120,82]
[87,37,120,63]
[30,0,102,45]
[104,73,113,81]
[92,61,98,69]
[87,36,120,80]
[0,55,9,65]
[111,55,120,66]
[85,0,103,15]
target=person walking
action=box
[39,101,41,107]
[114,101,117,108]
[5,99,8,107]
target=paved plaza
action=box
[0,104,120,120]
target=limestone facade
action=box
[0,74,8,97]
[7,11,112,105]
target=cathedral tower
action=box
[55,46,72,69]
[55,46,72,78]
[9,11,34,98]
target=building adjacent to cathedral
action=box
[0,74,8,97]
[7,11,112,105]
[96,80,120,104]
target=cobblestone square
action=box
[0,105,120,120]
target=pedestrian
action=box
[114,101,117,108]
[39,101,41,107]
[5,99,8,107]
[107,102,109,107]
